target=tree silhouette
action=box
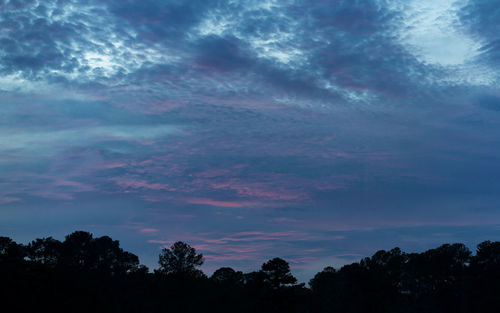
[89,235,141,275]
[474,240,500,268]
[309,266,338,313]
[27,237,63,266]
[211,267,244,285]
[469,241,500,313]
[62,231,94,269]
[309,266,336,292]
[5,231,500,313]
[405,243,471,295]
[0,236,25,263]
[158,241,204,278]
[261,257,297,289]
[45,231,142,275]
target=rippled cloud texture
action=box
[1,0,500,279]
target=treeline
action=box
[1,232,500,313]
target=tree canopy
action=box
[157,241,204,278]
[261,257,298,289]
[2,231,500,313]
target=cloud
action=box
[459,0,500,67]
[2,0,500,280]
[186,198,250,208]
[0,0,436,110]
[477,94,500,111]
[192,35,255,72]
[459,0,500,40]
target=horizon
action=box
[2,0,500,283]
[2,229,495,284]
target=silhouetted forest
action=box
[1,231,500,313]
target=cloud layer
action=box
[1,0,500,280]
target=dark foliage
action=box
[1,231,500,313]
[262,257,298,289]
[157,241,205,278]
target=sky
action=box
[1,0,500,281]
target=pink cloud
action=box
[187,198,250,208]
[139,159,153,166]
[96,162,127,169]
[210,180,305,202]
[173,214,196,219]
[53,179,95,192]
[269,217,301,223]
[32,190,75,200]
[303,248,326,253]
[204,254,255,261]
[333,253,364,258]
[1,173,95,201]
[148,239,170,244]
[111,178,172,191]
[192,169,232,178]
[140,228,159,234]
[288,256,319,264]
[144,230,341,269]
[197,231,300,244]
[0,196,20,204]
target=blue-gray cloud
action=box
[459,0,500,64]
[1,0,500,276]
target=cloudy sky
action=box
[1,0,500,280]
